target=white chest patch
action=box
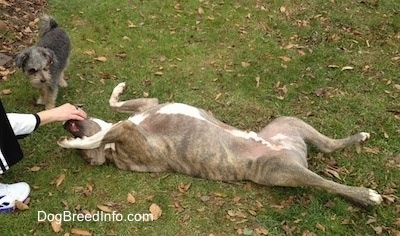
[129,113,149,125]
[227,129,282,150]
[270,133,299,151]
[156,103,207,121]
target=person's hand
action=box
[37,103,87,126]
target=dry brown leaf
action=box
[51,217,62,233]
[341,66,354,71]
[177,182,191,193]
[97,204,114,213]
[149,203,162,220]
[363,146,380,154]
[71,228,92,236]
[316,223,326,232]
[15,200,29,211]
[198,7,204,15]
[255,76,260,88]
[30,166,41,172]
[280,6,286,13]
[127,193,136,204]
[2,89,11,95]
[325,168,341,180]
[127,20,136,28]
[56,174,65,187]
[241,61,250,67]
[154,71,163,76]
[328,64,339,68]
[95,56,107,62]
[83,50,95,56]
[214,93,222,100]
[279,56,291,62]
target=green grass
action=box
[1,0,400,235]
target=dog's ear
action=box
[37,47,56,66]
[14,50,30,69]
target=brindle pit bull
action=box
[58,82,382,206]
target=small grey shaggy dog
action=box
[15,15,71,109]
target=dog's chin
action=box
[28,77,50,88]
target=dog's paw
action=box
[59,78,68,87]
[368,189,383,205]
[359,132,370,142]
[113,82,126,96]
[37,97,45,105]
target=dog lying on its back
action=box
[58,82,383,206]
[15,15,71,109]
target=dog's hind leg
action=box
[109,82,159,113]
[249,156,382,206]
[259,117,369,153]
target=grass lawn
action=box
[1,0,399,235]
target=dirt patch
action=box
[0,0,47,69]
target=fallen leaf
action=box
[149,203,162,220]
[95,56,107,62]
[241,61,250,67]
[55,174,65,187]
[30,166,41,172]
[51,216,62,233]
[328,64,339,68]
[154,71,163,76]
[15,200,29,210]
[341,66,354,71]
[363,147,380,154]
[198,7,204,15]
[127,20,136,28]
[97,204,114,213]
[2,89,11,95]
[83,50,95,56]
[279,56,291,62]
[316,223,326,232]
[325,168,341,180]
[71,228,92,236]
[127,193,136,204]
[214,93,222,100]
[255,76,260,87]
[177,182,191,193]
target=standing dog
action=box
[58,82,382,206]
[15,15,71,109]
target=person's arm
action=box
[36,103,87,126]
[7,103,87,137]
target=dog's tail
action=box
[38,14,59,37]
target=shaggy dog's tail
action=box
[38,14,59,37]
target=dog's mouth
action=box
[63,120,84,138]
[63,119,103,138]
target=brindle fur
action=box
[59,83,382,206]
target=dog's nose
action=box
[40,78,46,83]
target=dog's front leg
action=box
[109,82,159,113]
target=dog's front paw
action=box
[359,132,370,142]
